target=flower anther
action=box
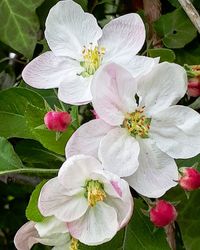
[80,44,105,77]
[123,108,151,138]
[85,180,106,207]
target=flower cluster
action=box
[14,0,200,249]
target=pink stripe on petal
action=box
[110,180,122,197]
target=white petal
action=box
[91,63,137,126]
[38,177,88,222]
[58,155,103,190]
[38,233,70,248]
[150,105,200,158]
[117,56,159,78]
[138,62,187,116]
[45,0,102,60]
[35,217,68,238]
[99,14,145,62]
[58,74,92,105]
[68,203,118,245]
[126,139,178,198]
[22,52,81,89]
[99,127,140,177]
[66,119,113,159]
[14,221,39,250]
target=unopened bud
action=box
[179,167,200,191]
[150,200,177,227]
[185,65,200,97]
[188,78,200,97]
[44,111,71,132]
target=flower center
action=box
[70,237,79,250]
[123,108,151,138]
[80,44,105,77]
[85,180,106,207]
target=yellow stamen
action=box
[80,44,105,77]
[85,180,106,207]
[70,237,79,250]
[123,108,151,138]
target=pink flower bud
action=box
[44,111,71,132]
[179,167,200,191]
[188,78,200,97]
[150,200,177,227]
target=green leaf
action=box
[175,40,200,65]
[0,0,44,58]
[15,139,65,168]
[0,87,46,139]
[0,137,24,174]
[25,104,74,155]
[147,48,176,62]
[154,8,197,48]
[26,180,46,222]
[167,0,180,8]
[189,97,200,110]
[80,199,170,250]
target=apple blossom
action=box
[150,200,177,228]
[14,216,72,250]
[44,111,71,132]
[38,155,133,245]
[22,0,158,105]
[66,62,200,198]
[179,167,200,191]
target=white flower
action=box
[38,155,133,245]
[66,62,200,198]
[14,216,71,250]
[22,0,158,105]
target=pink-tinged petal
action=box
[35,217,68,238]
[89,170,124,198]
[99,127,140,177]
[68,203,118,245]
[14,221,39,250]
[22,52,81,89]
[66,119,113,158]
[150,105,200,158]
[58,74,92,105]
[99,14,145,62]
[91,63,137,126]
[38,233,70,248]
[45,1,102,60]
[90,170,133,228]
[117,55,159,78]
[58,155,103,190]
[110,180,122,197]
[126,139,178,198]
[38,177,88,222]
[137,62,187,116]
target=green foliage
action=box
[154,8,197,49]
[80,199,170,250]
[26,180,46,222]
[147,48,176,62]
[0,87,45,139]
[0,0,44,58]
[0,137,24,174]
[15,140,65,169]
